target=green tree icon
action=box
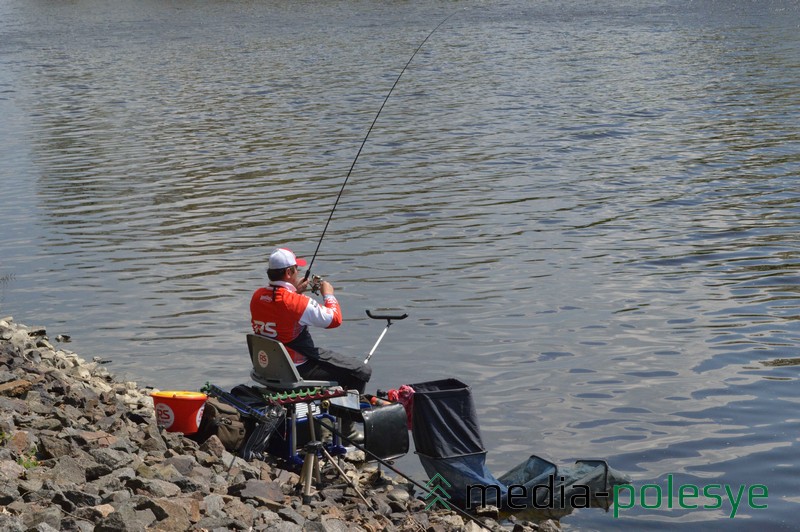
[424,473,452,510]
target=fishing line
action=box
[304,12,457,279]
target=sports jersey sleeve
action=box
[299,294,342,329]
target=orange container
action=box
[151,391,207,434]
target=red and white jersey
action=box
[250,281,342,364]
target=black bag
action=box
[193,397,249,452]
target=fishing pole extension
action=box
[305,12,457,277]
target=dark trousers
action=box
[296,348,372,393]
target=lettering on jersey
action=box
[253,321,278,337]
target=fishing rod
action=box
[304,13,456,283]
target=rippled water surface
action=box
[1,0,798,529]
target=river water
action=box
[1,0,798,529]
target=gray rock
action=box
[17,477,44,494]
[163,454,198,476]
[386,487,411,503]
[0,396,29,414]
[199,435,226,457]
[194,516,250,530]
[0,459,25,482]
[373,497,393,516]
[102,489,132,505]
[320,518,354,532]
[126,477,182,498]
[172,475,208,495]
[255,509,281,523]
[31,455,87,488]
[29,523,60,532]
[202,493,227,517]
[228,478,284,502]
[62,488,103,507]
[262,522,303,532]
[388,500,408,513]
[0,514,24,532]
[112,466,138,481]
[138,497,193,531]
[151,462,183,482]
[0,478,19,504]
[29,417,64,431]
[59,519,96,532]
[38,434,72,460]
[301,521,327,532]
[21,504,62,530]
[95,504,157,532]
[8,330,32,354]
[319,487,344,501]
[223,497,257,527]
[90,447,133,469]
[278,507,305,526]
[85,462,114,481]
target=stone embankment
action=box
[0,316,559,532]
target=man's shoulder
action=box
[251,286,269,299]
[281,288,310,303]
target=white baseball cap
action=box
[268,248,307,269]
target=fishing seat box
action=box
[329,394,409,461]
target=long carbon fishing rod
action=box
[304,13,456,280]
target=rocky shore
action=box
[0,316,560,532]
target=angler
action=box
[249,247,371,441]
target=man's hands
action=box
[295,276,310,294]
[319,280,334,297]
[295,277,333,297]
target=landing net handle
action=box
[364,310,408,364]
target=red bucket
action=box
[151,391,207,434]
